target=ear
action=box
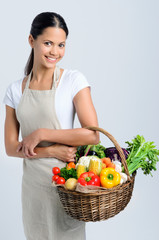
[28,34,34,48]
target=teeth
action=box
[46,56,56,61]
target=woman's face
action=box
[29,27,66,69]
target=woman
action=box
[4,12,99,240]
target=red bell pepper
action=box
[78,172,100,186]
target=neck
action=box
[31,64,56,83]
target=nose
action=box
[50,46,58,56]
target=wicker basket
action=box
[57,126,136,222]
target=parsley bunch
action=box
[60,167,77,180]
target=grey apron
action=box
[16,66,85,240]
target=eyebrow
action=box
[44,40,66,44]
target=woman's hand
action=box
[48,144,77,162]
[16,129,42,158]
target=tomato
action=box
[52,175,60,182]
[56,177,65,185]
[52,167,60,175]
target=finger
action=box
[69,147,77,154]
[71,147,77,151]
[28,148,37,157]
[67,158,75,162]
[23,146,33,158]
[23,146,30,158]
[16,142,23,152]
[22,146,27,158]
[74,150,77,155]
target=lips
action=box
[45,56,57,62]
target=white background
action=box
[0,0,159,239]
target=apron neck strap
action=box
[52,65,61,89]
[25,70,32,89]
[25,66,61,90]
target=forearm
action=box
[41,128,99,147]
[6,141,77,162]
[5,141,51,159]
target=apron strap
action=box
[25,70,32,90]
[24,66,61,90]
[52,65,61,89]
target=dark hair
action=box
[24,12,69,76]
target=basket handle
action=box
[84,126,131,180]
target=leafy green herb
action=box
[87,143,106,158]
[75,145,87,162]
[124,135,159,176]
[75,142,106,162]
[60,167,77,180]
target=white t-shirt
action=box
[3,69,90,129]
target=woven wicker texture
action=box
[57,126,136,222]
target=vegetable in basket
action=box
[101,157,115,169]
[76,156,103,177]
[56,177,65,185]
[76,164,87,178]
[76,142,106,161]
[76,156,91,169]
[66,162,76,170]
[65,178,77,190]
[88,156,102,176]
[124,135,159,175]
[85,143,106,158]
[60,167,77,181]
[52,167,60,175]
[104,147,129,161]
[78,172,100,186]
[100,168,121,188]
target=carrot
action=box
[102,163,106,169]
[107,162,115,169]
[101,157,111,167]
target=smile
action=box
[45,56,57,62]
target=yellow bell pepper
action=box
[100,167,121,188]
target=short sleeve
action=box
[3,79,22,109]
[3,83,15,109]
[71,71,91,100]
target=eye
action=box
[59,43,65,48]
[44,41,52,46]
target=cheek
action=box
[60,48,65,57]
[34,46,46,57]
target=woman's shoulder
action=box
[3,78,23,108]
[7,78,23,93]
[61,68,90,99]
[62,68,88,84]
[63,68,86,78]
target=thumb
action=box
[16,142,23,152]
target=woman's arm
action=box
[43,87,99,145]
[4,106,77,161]
[18,87,99,158]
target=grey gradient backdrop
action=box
[0,0,159,239]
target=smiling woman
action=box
[3,12,99,240]
[28,27,66,68]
